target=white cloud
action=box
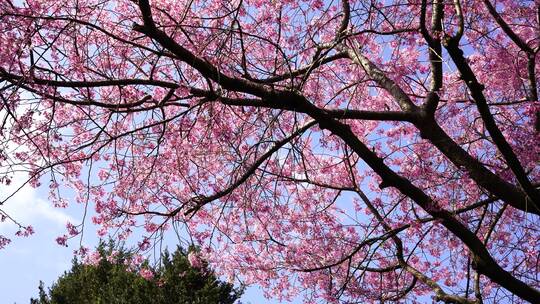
[1,94,76,234]
[0,173,75,234]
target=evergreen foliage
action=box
[30,241,242,304]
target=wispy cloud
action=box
[0,173,75,234]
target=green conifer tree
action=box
[31,241,242,304]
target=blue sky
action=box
[0,172,301,304]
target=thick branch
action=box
[345,42,537,216]
[420,0,443,114]
[345,46,419,112]
[135,0,270,98]
[443,39,540,212]
[129,4,539,300]
[415,115,539,216]
[481,0,534,53]
[287,91,539,302]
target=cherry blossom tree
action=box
[1,0,539,302]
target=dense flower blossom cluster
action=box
[0,0,539,303]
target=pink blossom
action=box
[15,226,34,237]
[139,268,154,280]
[0,0,538,302]
[66,222,78,236]
[84,251,102,266]
[138,237,151,251]
[55,235,68,247]
[0,235,11,249]
[187,252,203,269]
